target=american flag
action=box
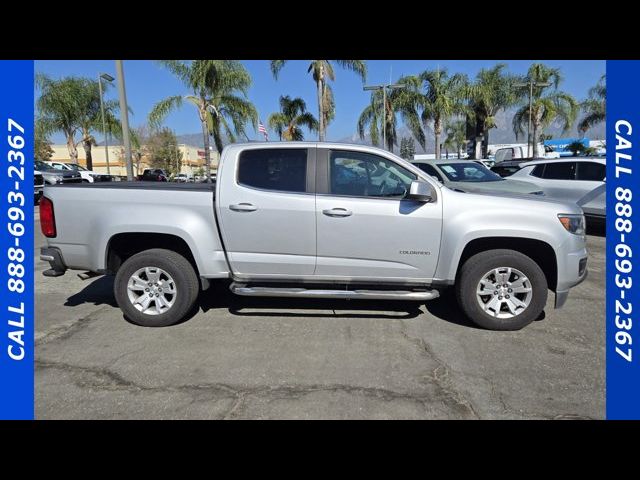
[258,120,268,141]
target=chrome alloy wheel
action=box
[127,267,177,315]
[476,267,532,319]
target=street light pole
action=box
[514,80,552,157]
[98,73,114,175]
[363,83,406,151]
[115,60,134,181]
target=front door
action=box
[315,148,442,282]
[216,147,316,277]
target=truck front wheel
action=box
[456,249,548,331]
[114,248,200,327]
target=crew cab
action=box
[40,143,588,331]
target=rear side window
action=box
[576,162,606,181]
[542,162,576,180]
[238,149,307,192]
[530,164,545,178]
[495,149,514,162]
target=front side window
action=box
[329,150,416,198]
[238,148,307,193]
[576,162,606,181]
[542,162,576,180]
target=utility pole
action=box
[98,73,115,175]
[115,60,134,180]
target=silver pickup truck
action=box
[40,142,588,330]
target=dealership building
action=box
[49,144,220,177]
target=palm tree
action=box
[403,68,469,159]
[149,60,258,182]
[357,85,425,151]
[578,74,606,133]
[467,64,518,158]
[267,95,318,141]
[444,120,467,159]
[512,63,579,158]
[36,74,122,170]
[270,60,367,141]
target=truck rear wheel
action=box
[455,249,548,331]
[114,248,199,327]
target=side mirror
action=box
[406,180,434,202]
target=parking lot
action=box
[34,206,605,419]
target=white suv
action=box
[510,157,605,219]
[45,161,113,183]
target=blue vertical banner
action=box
[607,60,640,419]
[0,60,34,419]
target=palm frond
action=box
[270,60,287,79]
[148,95,184,129]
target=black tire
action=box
[455,249,548,331]
[114,248,199,327]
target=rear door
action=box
[535,161,579,200]
[217,146,317,277]
[314,148,442,281]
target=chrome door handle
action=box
[229,203,258,212]
[322,208,352,217]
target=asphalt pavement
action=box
[34,206,606,419]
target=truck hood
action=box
[445,187,583,214]
[447,178,542,196]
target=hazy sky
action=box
[35,59,605,144]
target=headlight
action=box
[558,214,585,235]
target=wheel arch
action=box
[455,237,558,292]
[105,232,200,278]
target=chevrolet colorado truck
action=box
[40,142,588,330]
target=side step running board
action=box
[230,283,439,301]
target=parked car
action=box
[34,160,83,185]
[412,159,544,196]
[509,157,606,220]
[174,173,192,183]
[45,161,113,183]
[473,159,495,169]
[40,142,587,331]
[34,170,44,204]
[140,169,168,181]
[198,174,217,183]
[490,159,535,177]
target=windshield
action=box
[35,160,54,171]
[66,163,88,171]
[437,163,504,182]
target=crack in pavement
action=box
[36,305,113,346]
[398,321,479,419]
[35,358,475,419]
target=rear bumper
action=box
[40,247,67,277]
